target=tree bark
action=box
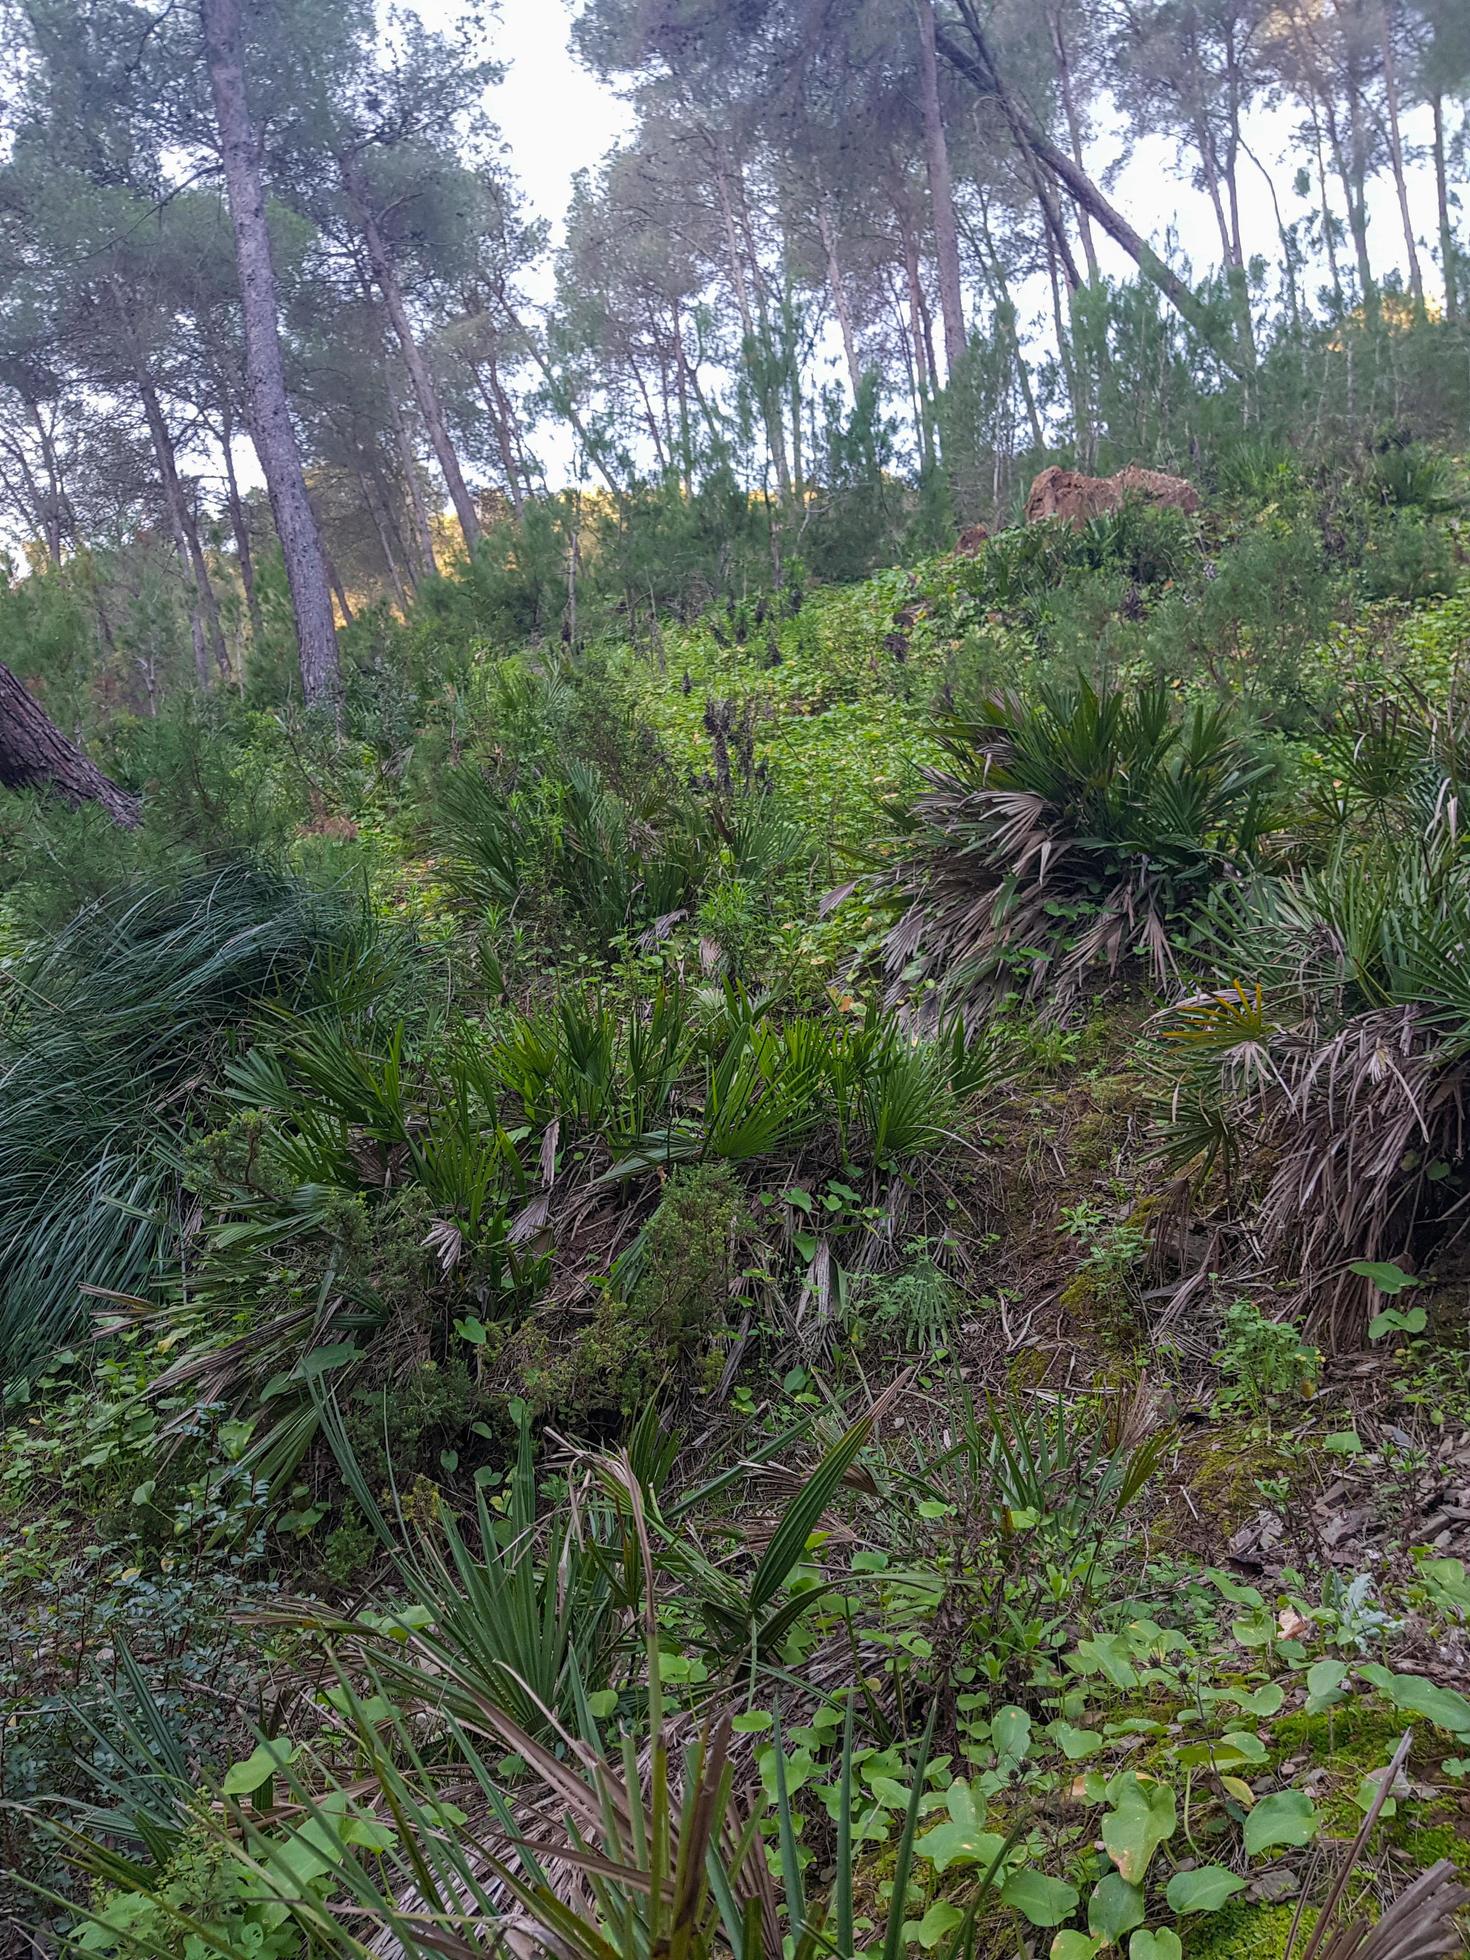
[217,389,263,643]
[179,479,232,681]
[896,200,937,473]
[1379,0,1424,309]
[1337,53,1377,313]
[938,6,1249,381]
[339,152,481,556]
[200,0,341,717]
[29,401,73,565]
[912,0,968,377]
[970,200,1044,450]
[356,462,410,608]
[1431,92,1458,321]
[1305,88,1347,313]
[0,659,139,824]
[1048,4,1100,282]
[387,379,437,580]
[134,372,217,686]
[818,195,863,397]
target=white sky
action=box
[477,0,633,252]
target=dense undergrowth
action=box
[5,441,1470,1957]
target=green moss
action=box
[1386,1817,1470,1879]
[1185,1902,1300,1958]
[1272,1699,1408,1769]
[1180,1430,1294,1535]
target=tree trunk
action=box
[0,659,139,824]
[387,380,438,579]
[179,482,232,681]
[200,0,341,718]
[356,463,410,608]
[671,294,694,489]
[971,200,1044,450]
[382,376,435,572]
[0,428,60,567]
[326,554,353,626]
[1048,4,1100,282]
[466,340,526,518]
[339,154,480,556]
[724,158,793,505]
[1306,91,1347,313]
[1379,0,1424,309]
[217,388,263,642]
[912,0,967,376]
[1337,65,1376,313]
[1431,92,1458,321]
[29,402,72,565]
[1044,219,1091,468]
[897,203,937,473]
[134,373,213,685]
[1241,133,1303,332]
[939,6,1249,382]
[818,195,863,397]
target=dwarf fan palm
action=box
[882,676,1276,1018]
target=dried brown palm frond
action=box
[1152,836,1470,1342]
[1313,1862,1470,1960]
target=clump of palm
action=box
[882,676,1277,1018]
[152,984,1007,1460]
[1304,687,1470,848]
[437,751,808,961]
[1152,800,1470,1340]
[1368,441,1464,514]
[0,864,373,1379]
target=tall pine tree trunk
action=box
[912,0,967,377]
[355,463,410,608]
[1431,93,1458,321]
[818,195,863,397]
[134,371,217,685]
[0,660,138,824]
[387,380,438,580]
[896,204,937,473]
[939,5,1249,381]
[1048,4,1100,282]
[200,0,341,718]
[1379,0,1424,309]
[340,154,481,556]
[217,388,263,643]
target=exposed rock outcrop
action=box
[1025,463,1200,527]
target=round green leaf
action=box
[1089,1873,1146,1942]
[1002,1869,1080,1928]
[1101,1775,1177,1884]
[1243,1789,1318,1856]
[1165,1865,1247,1914]
[1130,1933,1183,1960]
[1051,1936,1102,1960]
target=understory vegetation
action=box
[6,424,1470,1959]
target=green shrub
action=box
[1213,1297,1318,1411]
[577,1163,745,1416]
[1359,507,1457,603]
